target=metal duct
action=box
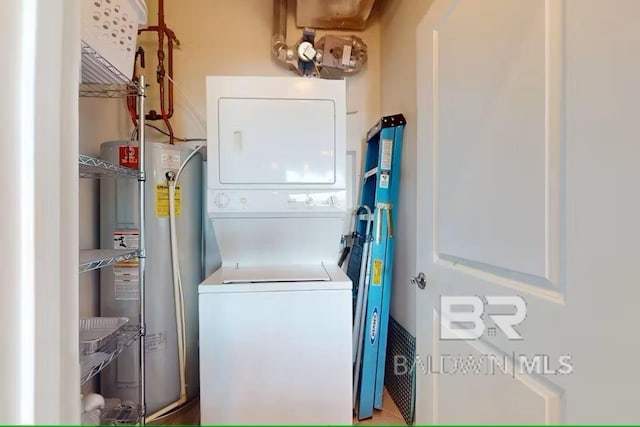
[315,34,368,77]
[271,0,297,71]
[271,0,369,77]
[296,0,376,30]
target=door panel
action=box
[437,0,546,278]
[435,0,564,299]
[416,0,640,423]
[429,310,564,424]
[436,341,549,424]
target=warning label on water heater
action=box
[114,260,139,301]
[145,331,168,353]
[119,145,139,169]
[160,148,181,171]
[155,184,182,217]
[113,230,139,250]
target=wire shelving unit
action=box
[101,400,143,425]
[79,249,140,273]
[79,41,138,98]
[79,154,139,179]
[78,38,147,424]
[80,325,143,385]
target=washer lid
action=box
[222,264,330,283]
[199,263,352,293]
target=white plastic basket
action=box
[81,0,148,82]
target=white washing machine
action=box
[199,76,352,424]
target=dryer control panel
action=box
[208,189,347,217]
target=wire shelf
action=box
[80,324,142,385]
[80,41,138,98]
[79,82,138,98]
[79,154,139,179]
[101,399,143,425]
[79,249,139,273]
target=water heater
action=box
[99,140,203,414]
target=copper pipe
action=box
[156,0,173,143]
[167,30,175,118]
[139,30,177,121]
[157,0,165,85]
[159,81,175,144]
[135,0,179,144]
[137,26,177,122]
[127,48,144,127]
[139,26,177,119]
[156,0,165,68]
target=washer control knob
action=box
[215,192,230,208]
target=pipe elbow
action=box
[271,35,294,62]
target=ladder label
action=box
[370,308,378,344]
[379,172,390,189]
[372,259,383,285]
[380,139,393,170]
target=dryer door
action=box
[218,98,337,185]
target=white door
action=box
[1,0,80,423]
[415,0,640,423]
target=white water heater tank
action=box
[99,140,203,413]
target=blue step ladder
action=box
[354,114,406,420]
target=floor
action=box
[150,388,406,425]
[353,389,406,425]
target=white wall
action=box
[379,0,433,335]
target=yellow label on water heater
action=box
[155,184,182,217]
[372,259,383,285]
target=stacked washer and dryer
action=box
[199,76,353,424]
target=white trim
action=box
[1,0,80,423]
[17,0,37,422]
